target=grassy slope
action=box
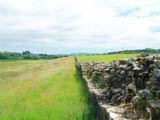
[78,54,138,63]
[0,57,95,120]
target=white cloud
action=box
[0,0,160,53]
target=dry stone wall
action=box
[75,54,160,120]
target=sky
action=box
[0,0,160,54]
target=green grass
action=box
[0,54,139,120]
[0,57,95,120]
[78,54,138,63]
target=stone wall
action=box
[75,54,160,120]
[75,57,127,120]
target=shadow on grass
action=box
[74,68,97,120]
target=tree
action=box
[22,51,31,55]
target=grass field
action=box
[0,54,138,120]
[0,57,95,120]
[78,54,138,63]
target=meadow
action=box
[0,57,95,120]
[78,54,138,63]
[0,54,138,120]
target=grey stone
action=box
[138,71,148,76]
[127,71,134,76]
[138,89,151,98]
[145,56,153,62]
[103,75,112,84]
[154,60,160,67]
[148,99,160,109]
[110,69,115,74]
[133,67,143,71]
[111,93,121,104]
[149,64,156,69]
[125,77,132,83]
[154,68,160,78]
[106,89,112,98]
[120,70,125,75]
[104,68,110,72]
[127,83,136,92]
[112,88,122,94]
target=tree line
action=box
[108,48,160,54]
[0,51,67,60]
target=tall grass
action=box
[0,57,95,120]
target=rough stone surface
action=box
[154,69,160,78]
[75,54,160,120]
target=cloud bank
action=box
[0,0,160,53]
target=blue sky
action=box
[0,0,160,54]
